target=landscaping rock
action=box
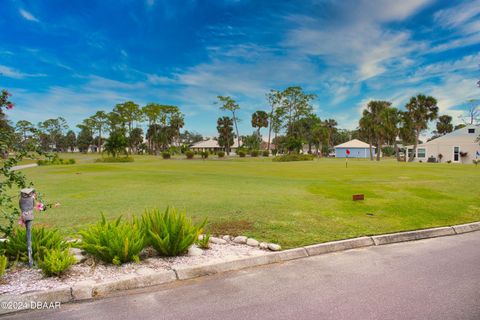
[233,236,248,244]
[222,235,231,241]
[267,243,281,251]
[69,248,87,264]
[246,238,259,247]
[188,247,203,256]
[210,237,227,245]
[259,242,268,250]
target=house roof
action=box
[191,139,241,148]
[334,139,375,149]
[415,124,479,147]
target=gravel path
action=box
[0,243,266,295]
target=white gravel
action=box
[0,242,267,296]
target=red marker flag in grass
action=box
[346,149,350,168]
[346,149,350,156]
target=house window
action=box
[417,148,426,158]
[468,128,475,134]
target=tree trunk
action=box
[409,131,419,162]
[98,129,102,153]
[368,140,373,160]
[394,140,399,161]
[233,111,240,149]
[376,139,381,161]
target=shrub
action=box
[474,159,479,166]
[185,151,194,159]
[196,233,211,249]
[95,157,134,163]
[37,157,76,166]
[272,149,278,156]
[0,255,7,277]
[78,214,144,265]
[238,150,246,158]
[162,151,171,159]
[250,150,259,157]
[5,227,67,263]
[141,207,206,257]
[201,151,209,159]
[262,150,269,157]
[217,151,225,158]
[381,146,395,157]
[447,160,452,163]
[272,153,315,162]
[38,249,75,277]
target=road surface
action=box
[4,231,480,320]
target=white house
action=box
[407,124,480,163]
[190,139,241,153]
[334,139,376,158]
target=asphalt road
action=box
[4,231,480,320]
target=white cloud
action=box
[0,65,46,79]
[19,9,39,22]
[283,0,432,81]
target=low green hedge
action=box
[272,153,315,162]
[95,157,134,163]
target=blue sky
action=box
[1,0,480,136]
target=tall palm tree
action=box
[323,119,338,151]
[379,107,400,160]
[217,96,241,148]
[266,90,281,151]
[251,110,269,147]
[359,111,375,160]
[405,94,438,161]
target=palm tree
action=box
[323,119,338,151]
[436,115,453,135]
[359,111,375,160]
[379,107,400,160]
[142,103,162,154]
[217,96,241,148]
[266,90,282,151]
[405,94,438,161]
[251,110,269,147]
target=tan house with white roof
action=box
[407,124,480,163]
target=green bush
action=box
[272,149,278,156]
[238,150,246,158]
[38,249,75,277]
[162,151,171,159]
[5,227,68,263]
[78,214,144,265]
[141,207,206,257]
[0,255,7,277]
[381,146,395,157]
[217,151,225,158]
[196,233,211,249]
[262,150,270,157]
[250,150,260,157]
[272,153,315,162]
[37,158,75,166]
[185,151,194,159]
[95,157,134,163]
[201,151,209,159]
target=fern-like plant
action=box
[38,249,75,277]
[5,227,68,263]
[0,255,7,277]
[78,214,144,265]
[142,207,206,256]
[196,233,211,249]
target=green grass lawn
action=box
[16,154,480,248]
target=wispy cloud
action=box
[19,9,39,22]
[0,65,46,79]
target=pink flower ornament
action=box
[35,202,45,211]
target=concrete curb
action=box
[371,227,455,246]
[11,164,38,171]
[1,221,478,315]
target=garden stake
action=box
[19,188,35,268]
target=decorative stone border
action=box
[1,221,479,315]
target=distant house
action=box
[407,124,480,163]
[334,139,375,158]
[190,139,241,153]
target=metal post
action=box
[26,220,33,267]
